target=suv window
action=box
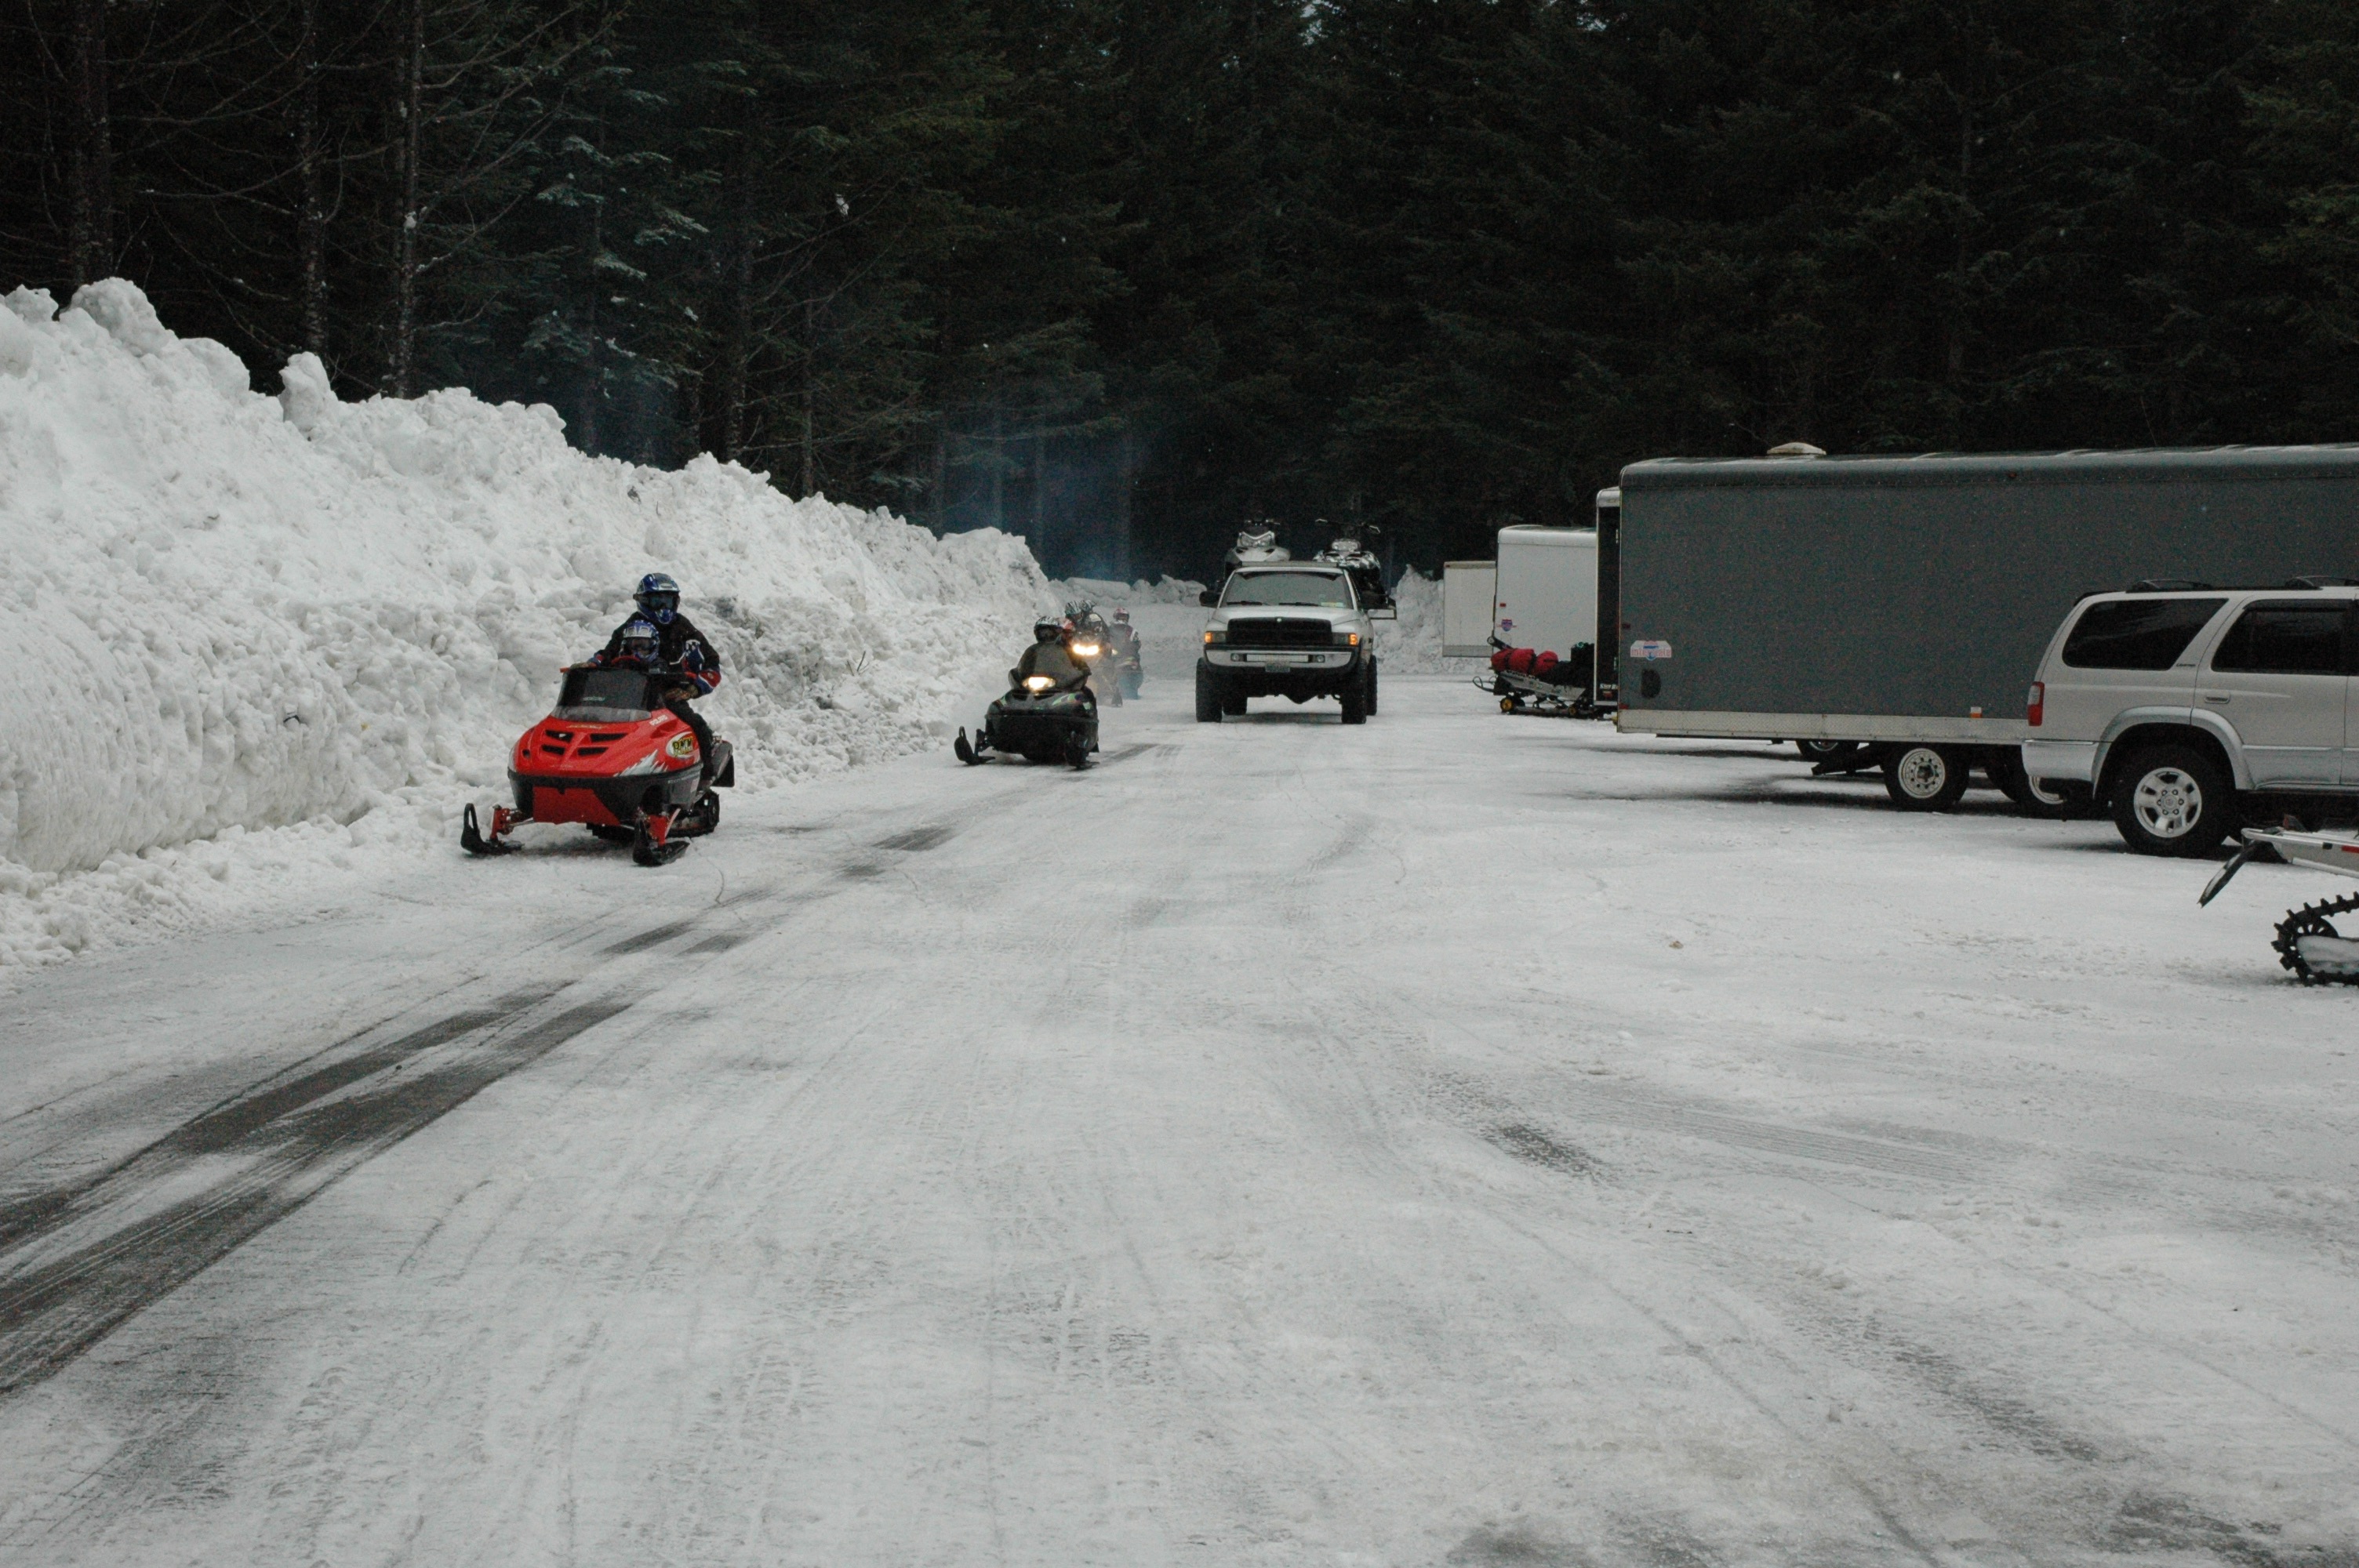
[2061,598,2226,670]
[2209,602,2347,676]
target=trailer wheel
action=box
[1499,695,1518,713]
[1881,744,1969,811]
[2110,745,2235,857]
[1195,663,1224,724]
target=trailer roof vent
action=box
[1765,441,1826,458]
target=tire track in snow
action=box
[0,995,633,1397]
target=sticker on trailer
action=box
[1630,640,1673,660]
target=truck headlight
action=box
[1332,630,1361,648]
[1203,629,1224,644]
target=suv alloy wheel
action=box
[1881,743,1969,811]
[2110,743,2234,856]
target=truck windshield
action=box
[1223,572,1354,608]
[2062,598,2226,670]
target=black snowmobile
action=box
[954,670,1100,768]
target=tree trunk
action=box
[717,125,753,462]
[296,0,327,356]
[1114,429,1135,583]
[391,0,426,396]
[800,298,816,495]
[67,0,112,289]
[989,393,1005,532]
[929,419,947,531]
[1029,428,1045,546]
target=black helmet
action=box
[1034,619,1063,642]
[635,572,681,623]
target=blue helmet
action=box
[634,572,681,624]
[618,619,663,662]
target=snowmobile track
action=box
[0,994,632,1396]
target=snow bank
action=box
[1055,575,1204,606]
[0,279,1054,975]
[1372,568,1458,673]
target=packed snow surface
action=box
[0,281,1052,975]
[0,678,2354,1566]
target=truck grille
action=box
[1225,617,1332,648]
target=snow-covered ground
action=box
[2,676,2354,1566]
[0,281,1052,979]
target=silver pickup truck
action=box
[1195,563,1379,724]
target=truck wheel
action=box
[1881,744,1968,811]
[1340,673,1369,724]
[1366,659,1379,715]
[2110,745,2235,856]
[1194,663,1223,724]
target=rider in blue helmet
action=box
[594,573,723,786]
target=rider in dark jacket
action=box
[1015,619,1090,689]
[594,573,722,785]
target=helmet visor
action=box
[638,590,680,619]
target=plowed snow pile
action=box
[0,280,1053,975]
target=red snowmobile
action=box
[461,664,734,866]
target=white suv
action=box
[2022,582,2359,855]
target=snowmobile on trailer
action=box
[1312,525,1392,614]
[2199,826,2359,985]
[954,673,1100,768]
[1221,526,1290,576]
[1477,638,1609,719]
[462,663,734,866]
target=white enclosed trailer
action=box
[1442,561,1498,657]
[1492,525,1598,661]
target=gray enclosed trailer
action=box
[1613,445,2359,800]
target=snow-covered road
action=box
[2,675,2354,1566]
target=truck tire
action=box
[1366,659,1379,715]
[1881,744,1969,811]
[1339,670,1369,724]
[2110,744,2234,856]
[1194,663,1224,723]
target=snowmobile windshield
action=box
[1222,571,1355,608]
[556,667,666,720]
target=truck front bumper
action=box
[2020,739,2098,785]
[1206,647,1360,672]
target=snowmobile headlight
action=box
[1071,641,1101,658]
[1023,674,1056,693]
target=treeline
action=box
[5,1,2358,575]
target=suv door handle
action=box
[2204,695,2231,703]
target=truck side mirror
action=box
[1198,589,1219,607]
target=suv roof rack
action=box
[2284,575,2359,589]
[2123,579,2215,593]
